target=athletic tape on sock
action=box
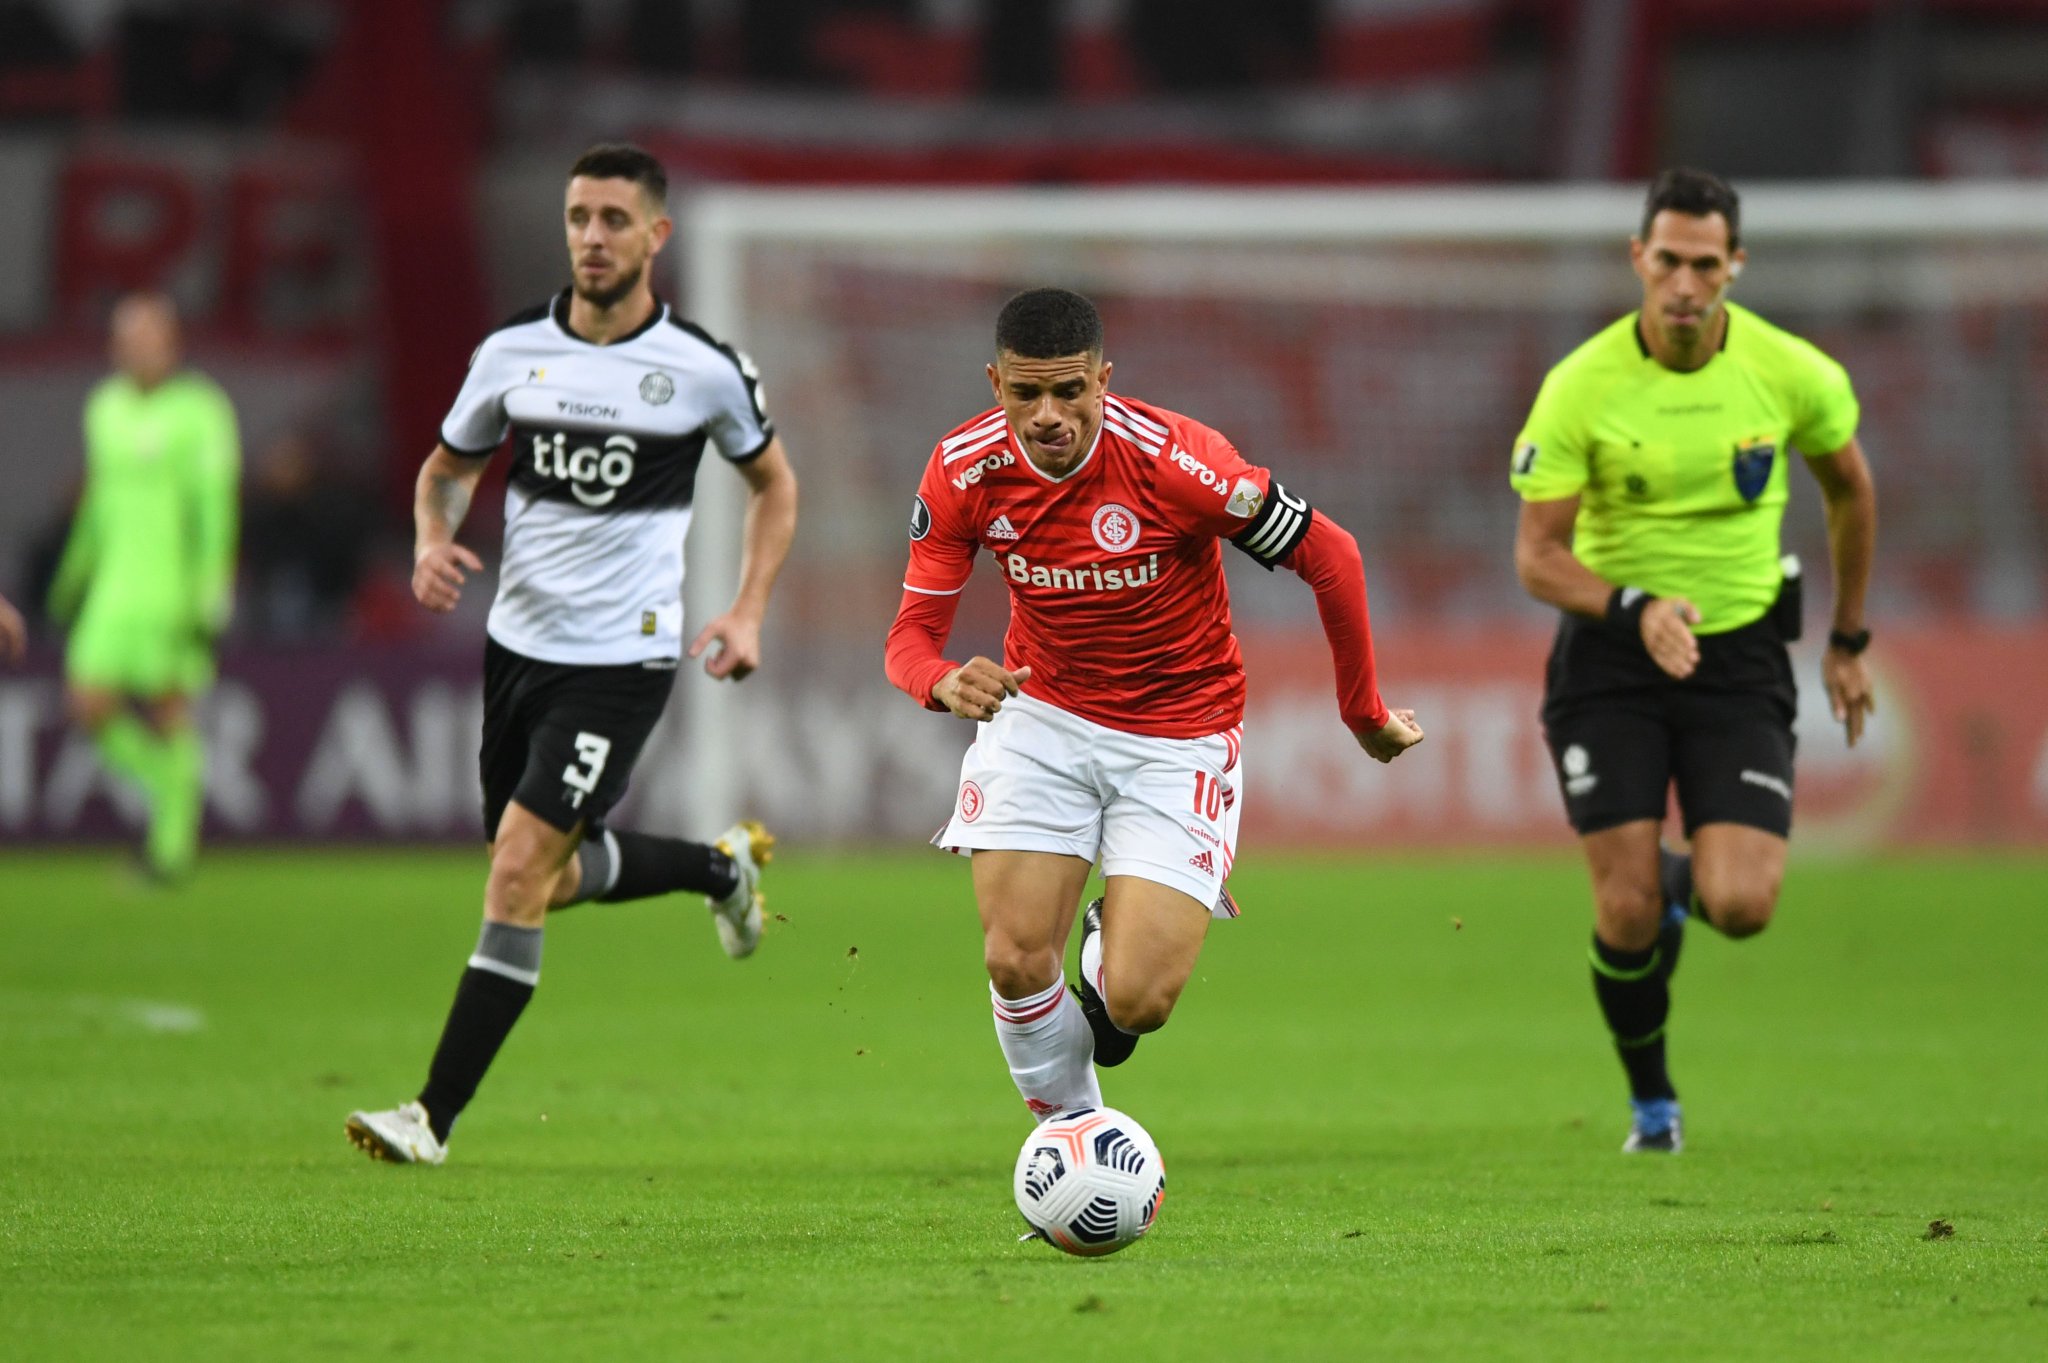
[468,921,544,986]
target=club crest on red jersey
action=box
[1091,504,1141,553]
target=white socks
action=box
[991,978,1102,1118]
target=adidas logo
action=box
[1187,850,1214,874]
[986,514,1019,541]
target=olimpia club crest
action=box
[639,371,675,405]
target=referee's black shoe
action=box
[1071,899,1139,1068]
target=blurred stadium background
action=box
[4,0,2047,855]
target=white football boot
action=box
[709,820,774,959]
[345,1101,447,1165]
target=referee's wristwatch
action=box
[1827,627,1872,655]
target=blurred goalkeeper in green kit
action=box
[48,293,240,880]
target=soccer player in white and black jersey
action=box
[347,145,799,1165]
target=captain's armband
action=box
[1228,480,1313,570]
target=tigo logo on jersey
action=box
[986,515,1020,541]
[959,780,985,823]
[531,432,637,507]
[1091,504,1141,553]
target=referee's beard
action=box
[574,263,644,312]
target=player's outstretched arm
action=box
[1805,436,1878,745]
[1265,504,1423,762]
[0,592,25,664]
[412,443,488,613]
[690,436,798,682]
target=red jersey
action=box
[888,393,1384,740]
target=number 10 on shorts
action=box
[562,732,612,810]
[1192,770,1224,820]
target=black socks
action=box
[1589,934,1675,1102]
[416,922,542,1143]
[417,969,533,1143]
[599,830,737,903]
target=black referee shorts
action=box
[479,637,676,840]
[1539,604,1798,839]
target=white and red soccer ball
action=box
[1013,1106,1166,1256]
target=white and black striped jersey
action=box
[440,290,774,665]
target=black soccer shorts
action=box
[1539,609,1798,838]
[479,637,676,839]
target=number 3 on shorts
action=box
[562,731,613,809]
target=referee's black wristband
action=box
[1604,586,1656,637]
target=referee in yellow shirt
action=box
[1510,168,1878,1153]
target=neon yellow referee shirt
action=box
[1509,301,1859,634]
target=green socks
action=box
[150,727,203,877]
[92,715,203,878]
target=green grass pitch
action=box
[2,847,2043,1361]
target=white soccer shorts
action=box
[934,692,1243,917]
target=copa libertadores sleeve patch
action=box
[1229,480,1312,569]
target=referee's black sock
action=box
[417,922,541,1143]
[1590,933,1676,1102]
[588,829,738,903]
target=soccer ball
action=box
[1013,1106,1166,1256]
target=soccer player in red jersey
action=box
[885,288,1425,1120]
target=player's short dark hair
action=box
[1641,167,1740,251]
[995,287,1103,359]
[569,143,668,207]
